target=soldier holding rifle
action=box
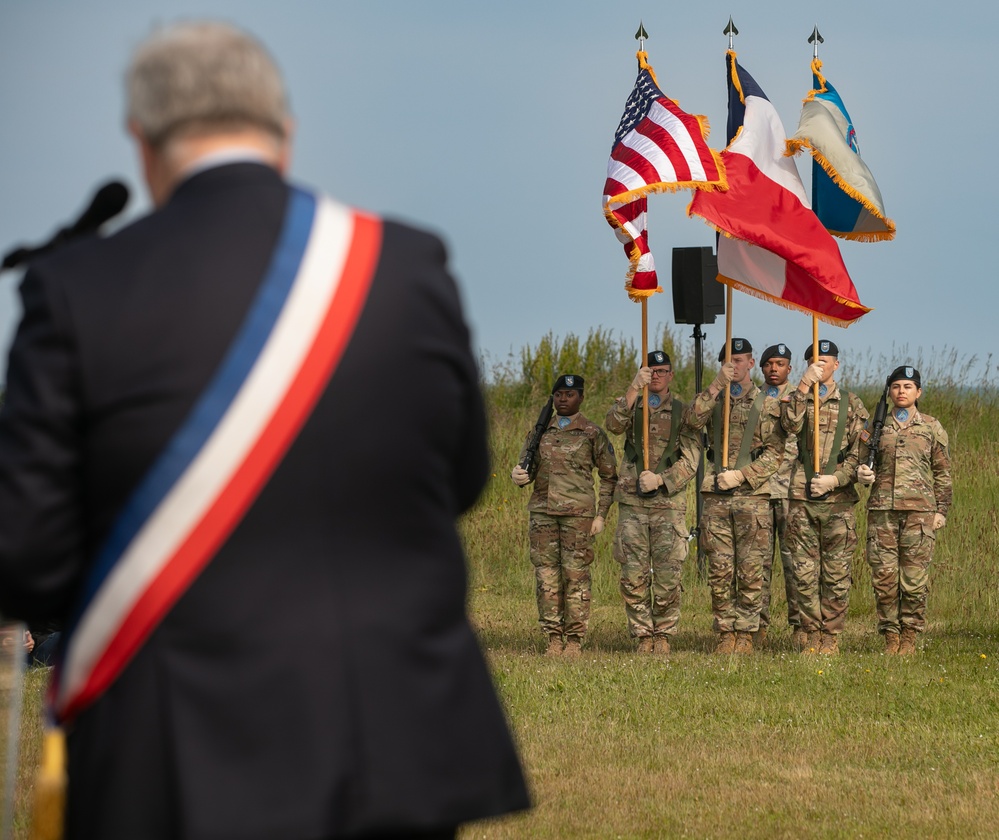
[857,366,951,655]
[684,339,788,656]
[512,375,617,658]
[605,351,700,655]
[780,340,868,655]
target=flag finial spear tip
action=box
[809,25,824,58]
[723,16,739,50]
[635,20,649,50]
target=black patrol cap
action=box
[717,337,752,362]
[803,339,839,361]
[888,365,921,387]
[647,350,671,367]
[552,374,584,393]
[760,343,792,366]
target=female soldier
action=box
[857,366,951,655]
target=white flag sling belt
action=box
[51,188,382,723]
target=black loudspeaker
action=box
[671,246,724,325]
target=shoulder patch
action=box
[860,429,871,443]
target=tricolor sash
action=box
[51,188,381,723]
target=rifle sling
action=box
[625,397,683,473]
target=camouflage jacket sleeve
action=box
[832,392,869,489]
[593,426,619,518]
[780,388,808,435]
[683,388,717,432]
[931,418,953,515]
[658,420,701,496]
[604,395,632,436]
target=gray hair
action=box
[126,21,290,147]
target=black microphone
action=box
[1,180,130,271]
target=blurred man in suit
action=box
[0,21,527,839]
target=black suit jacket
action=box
[0,163,528,839]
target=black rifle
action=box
[865,376,891,469]
[518,395,554,478]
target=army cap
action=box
[760,343,792,366]
[888,365,921,387]
[552,374,584,393]
[648,350,671,367]
[804,339,839,361]
[717,337,753,362]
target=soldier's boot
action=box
[791,628,809,652]
[653,636,671,656]
[898,627,918,656]
[818,632,839,655]
[714,632,736,655]
[636,636,655,654]
[562,636,583,658]
[544,634,563,657]
[734,632,754,655]
[753,627,768,648]
[801,631,821,655]
[884,631,900,656]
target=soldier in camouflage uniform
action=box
[684,338,787,656]
[757,343,801,649]
[605,351,700,655]
[511,375,617,658]
[780,340,868,656]
[857,366,951,655]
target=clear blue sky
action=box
[2,0,995,387]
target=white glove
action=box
[856,464,876,485]
[799,362,825,389]
[589,515,605,536]
[716,469,745,491]
[511,465,530,486]
[810,474,838,495]
[631,367,652,391]
[638,470,664,493]
[711,362,735,391]
[933,513,947,531]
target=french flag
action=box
[689,51,870,327]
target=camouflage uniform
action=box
[760,381,800,631]
[522,413,617,640]
[860,409,951,635]
[605,392,700,641]
[685,383,787,633]
[781,384,868,636]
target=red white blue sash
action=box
[51,188,382,722]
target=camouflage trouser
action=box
[760,498,800,629]
[612,504,689,639]
[786,501,856,634]
[866,509,936,634]
[528,512,594,638]
[701,494,772,633]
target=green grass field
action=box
[6,332,998,839]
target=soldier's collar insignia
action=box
[730,383,743,397]
[819,384,828,397]
[557,415,572,429]
[894,408,909,422]
[766,385,779,398]
[648,393,662,408]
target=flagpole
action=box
[812,315,821,473]
[722,284,732,468]
[641,298,650,471]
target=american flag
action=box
[603,52,725,301]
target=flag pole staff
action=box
[720,16,738,468]
[807,25,824,474]
[635,20,651,473]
